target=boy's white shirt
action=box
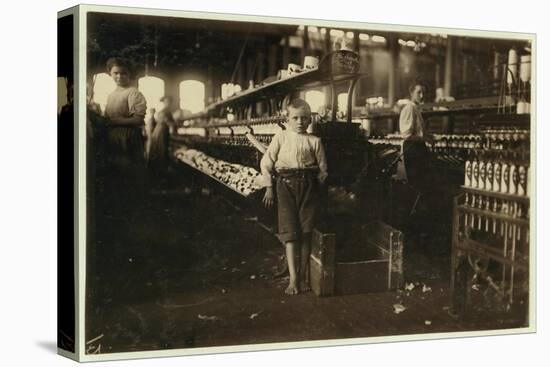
[260,129,328,187]
[399,100,425,141]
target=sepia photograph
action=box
[56,3,535,361]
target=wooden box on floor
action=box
[310,221,404,296]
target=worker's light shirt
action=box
[260,129,328,187]
[399,101,425,141]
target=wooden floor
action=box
[85,178,528,355]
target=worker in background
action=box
[147,96,175,188]
[399,79,432,194]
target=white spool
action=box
[518,166,526,196]
[485,161,493,191]
[277,69,289,79]
[501,163,509,194]
[303,56,320,70]
[526,166,530,197]
[287,63,302,75]
[227,83,235,97]
[478,161,486,190]
[507,48,518,84]
[517,101,526,114]
[221,83,228,100]
[509,164,517,195]
[472,160,479,189]
[520,55,531,82]
[464,161,472,187]
[493,162,501,192]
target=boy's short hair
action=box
[408,78,426,94]
[286,98,312,115]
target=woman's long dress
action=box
[104,86,147,204]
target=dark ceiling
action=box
[84,11,529,98]
[87,12,298,78]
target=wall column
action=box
[301,26,309,61]
[444,36,456,97]
[282,35,290,68]
[387,36,399,106]
[387,36,399,133]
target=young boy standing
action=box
[260,99,328,295]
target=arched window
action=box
[179,80,205,113]
[305,90,325,114]
[91,73,116,113]
[57,77,68,114]
[138,76,165,111]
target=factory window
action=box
[371,35,387,44]
[91,73,116,113]
[57,77,68,114]
[138,76,165,111]
[179,80,205,113]
[305,90,325,114]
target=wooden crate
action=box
[309,230,337,296]
[310,221,403,296]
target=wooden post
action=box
[324,28,332,55]
[462,55,469,85]
[268,43,278,76]
[302,26,309,62]
[387,36,399,106]
[246,54,256,85]
[442,37,456,132]
[256,47,266,115]
[444,36,455,98]
[324,29,332,111]
[237,57,245,90]
[282,35,290,68]
[206,65,214,105]
[258,45,266,82]
[351,30,360,111]
[387,36,399,133]
[353,30,360,52]
[435,62,441,88]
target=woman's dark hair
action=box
[105,57,133,76]
[408,78,426,94]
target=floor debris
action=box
[198,314,219,321]
[250,312,262,319]
[86,334,104,345]
[425,320,432,325]
[393,304,407,314]
[405,283,415,291]
[422,284,432,293]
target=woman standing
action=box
[104,57,147,204]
